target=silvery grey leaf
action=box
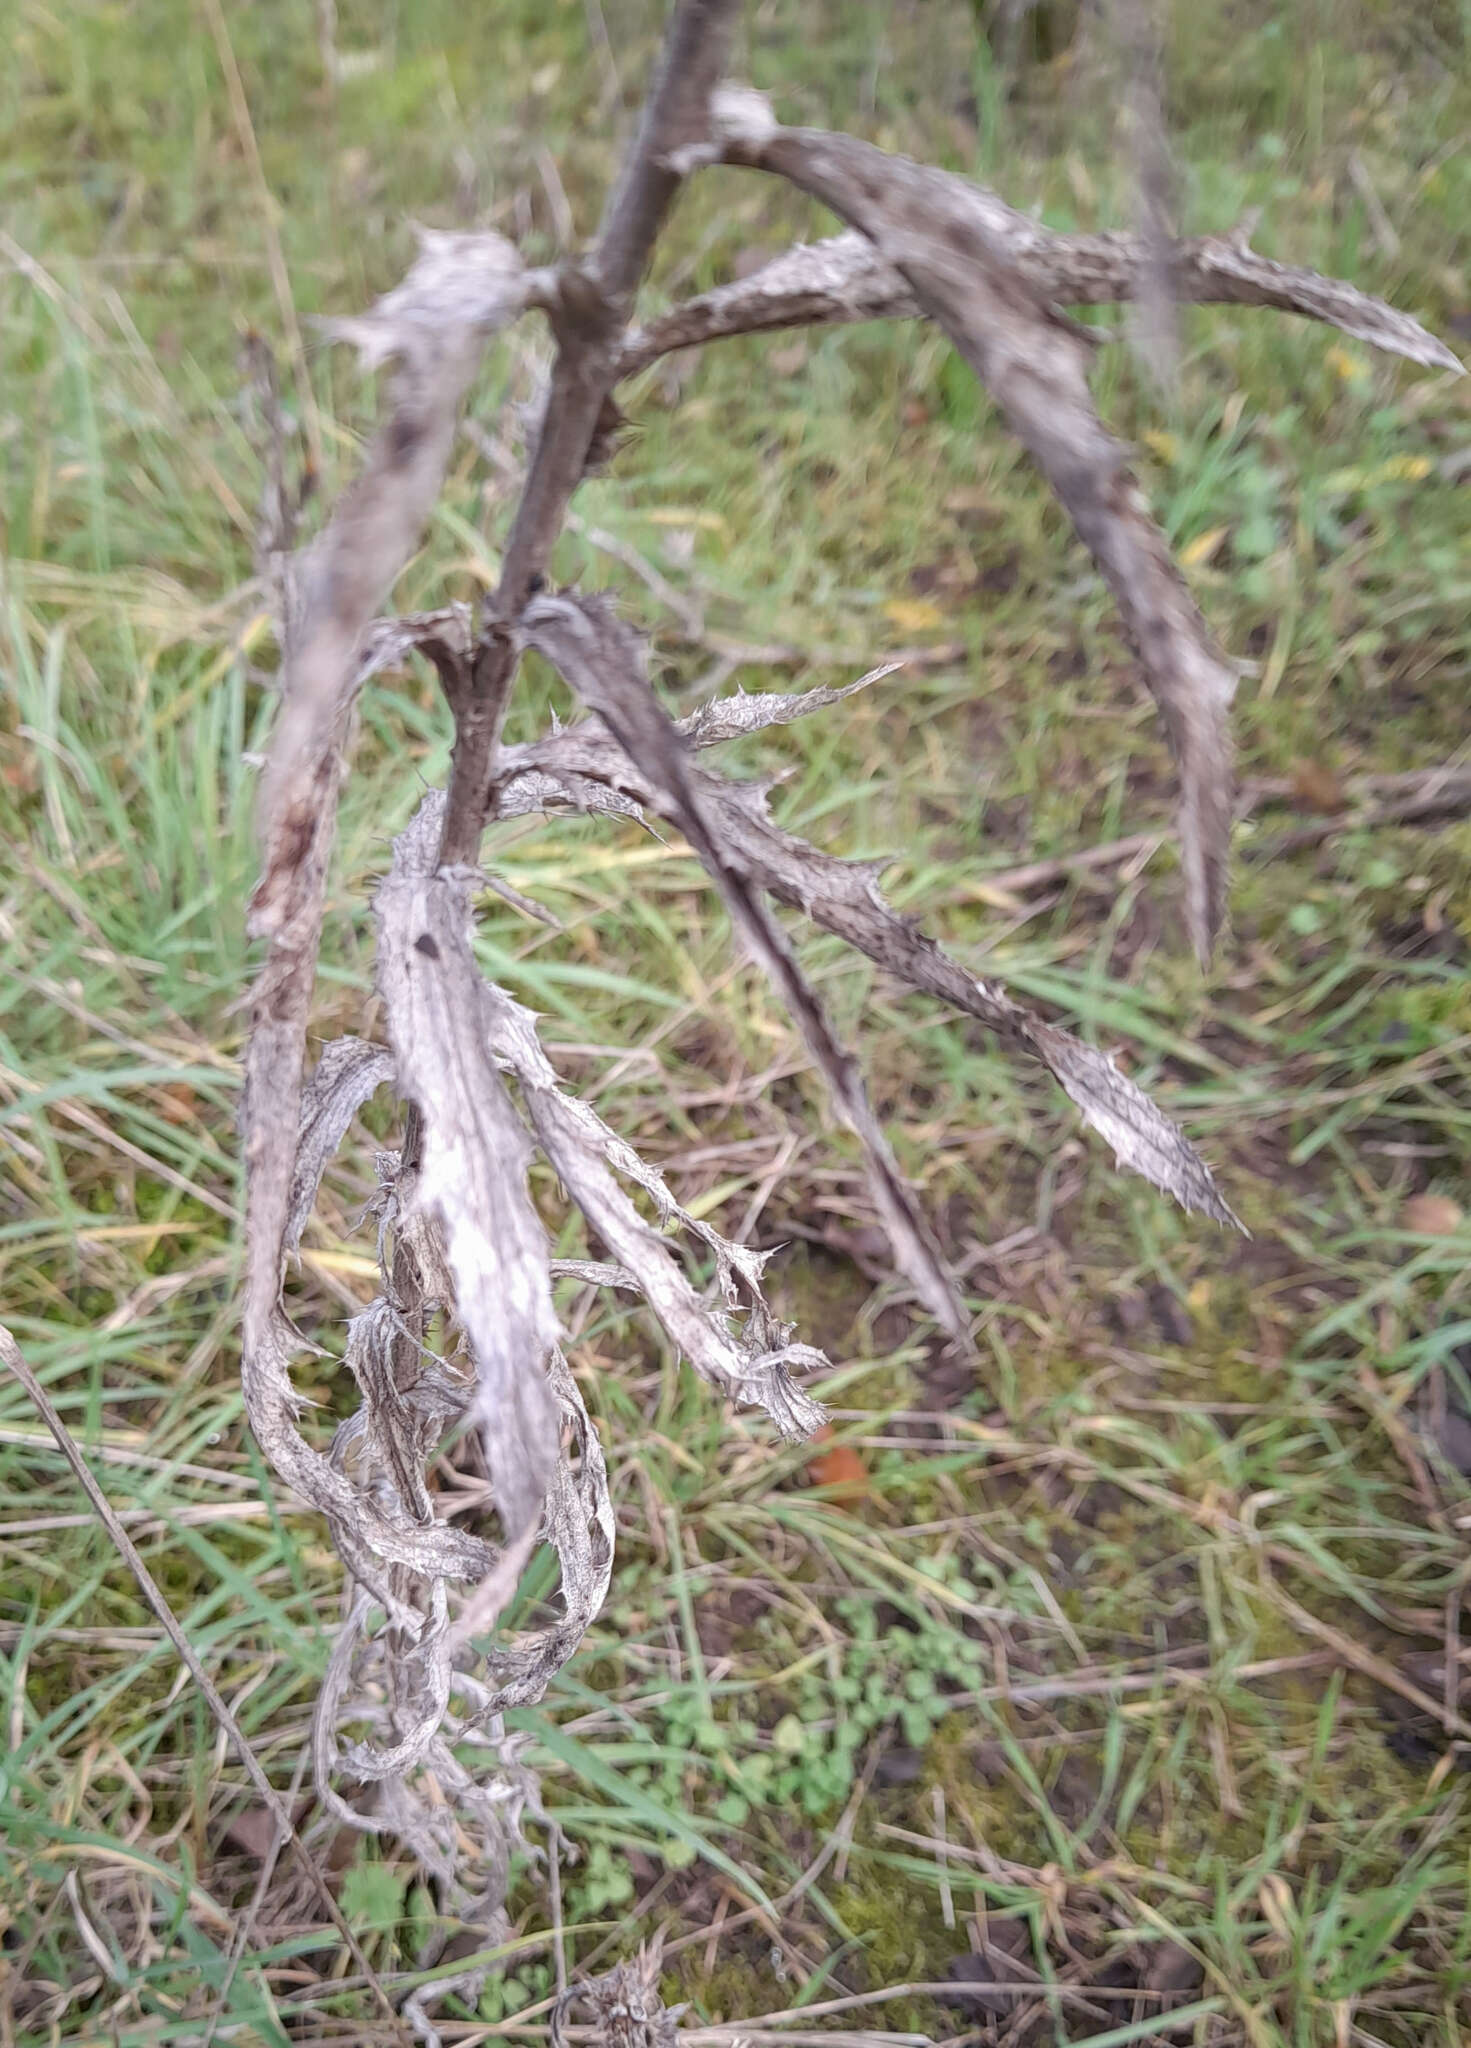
[525,591,973,1347]
[286,1037,396,1254]
[711,100,1239,960]
[482,971,827,1435]
[493,699,1240,1229]
[243,228,533,1589]
[375,797,560,1545]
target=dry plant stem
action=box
[714,107,1241,962]
[439,0,742,868]
[527,594,972,1341]
[422,2,744,1435]
[0,1325,408,2045]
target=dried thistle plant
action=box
[234,3,1459,2033]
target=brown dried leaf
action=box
[1290,758,1347,815]
[1401,1194,1464,1237]
[805,1423,870,1507]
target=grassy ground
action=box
[3,1,1471,2042]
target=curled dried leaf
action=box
[711,99,1238,959]
[287,1037,396,1254]
[242,232,533,1612]
[374,797,560,1547]
[525,591,972,1347]
[470,1348,616,1699]
[480,967,827,1436]
[493,697,1240,1230]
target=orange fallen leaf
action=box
[805,1424,869,1508]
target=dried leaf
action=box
[321,228,533,371]
[1179,525,1228,568]
[473,1348,616,1703]
[713,104,1238,959]
[525,592,973,1346]
[620,220,1463,381]
[287,1037,396,1253]
[219,1804,288,1863]
[1290,759,1347,815]
[1028,1019,1239,1226]
[374,796,559,1544]
[677,660,899,747]
[494,707,1241,1229]
[253,231,528,938]
[355,604,473,691]
[552,1934,681,2048]
[242,232,531,1593]
[479,962,827,1436]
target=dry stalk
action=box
[231,14,1458,2038]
